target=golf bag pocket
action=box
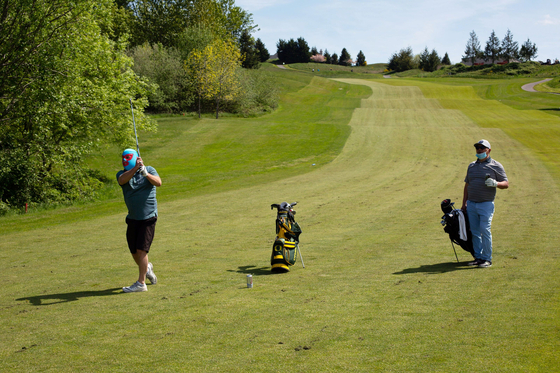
[271,238,298,272]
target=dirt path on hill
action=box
[521,78,552,92]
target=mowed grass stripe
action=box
[383,78,560,185]
[2,78,559,371]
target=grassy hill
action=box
[2,66,560,372]
[392,61,560,79]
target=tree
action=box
[463,30,482,65]
[339,48,351,66]
[128,0,256,48]
[239,30,260,69]
[387,47,415,72]
[324,49,332,64]
[427,49,441,72]
[519,38,538,62]
[419,47,430,70]
[500,29,519,62]
[276,37,311,64]
[441,52,451,65]
[418,47,440,72]
[176,26,215,61]
[331,53,339,65]
[356,50,366,66]
[295,37,312,63]
[484,30,501,64]
[129,43,191,112]
[0,0,155,208]
[128,0,191,47]
[255,38,270,62]
[186,39,242,119]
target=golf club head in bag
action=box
[440,199,475,259]
[270,202,302,272]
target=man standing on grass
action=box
[117,149,162,292]
[461,140,509,268]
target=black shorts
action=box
[126,216,157,254]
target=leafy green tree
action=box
[186,46,213,118]
[519,38,538,62]
[129,43,192,112]
[239,30,260,69]
[500,29,519,62]
[255,38,270,62]
[101,1,135,42]
[128,0,255,48]
[176,25,216,61]
[388,47,416,72]
[356,50,366,66]
[128,0,190,47]
[0,0,155,208]
[441,52,451,65]
[484,30,501,64]
[339,48,351,66]
[463,30,482,65]
[186,39,242,119]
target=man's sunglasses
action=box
[475,145,487,150]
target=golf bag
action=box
[440,199,475,259]
[270,202,302,272]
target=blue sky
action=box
[235,0,560,64]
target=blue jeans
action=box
[466,201,495,262]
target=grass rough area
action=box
[1,76,560,372]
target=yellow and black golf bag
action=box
[270,202,303,272]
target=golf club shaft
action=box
[129,99,140,157]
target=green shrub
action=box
[129,43,192,113]
[227,69,279,117]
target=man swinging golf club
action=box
[118,100,162,292]
[461,139,508,268]
[118,149,162,292]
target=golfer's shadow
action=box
[16,288,122,306]
[393,261,473,275]
[228,265,277,276]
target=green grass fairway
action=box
[2,76,560,372]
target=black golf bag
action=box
[440,199,475,259]
[270,202,302,272]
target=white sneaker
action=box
[146,262,157,285]
[123,281,147,293]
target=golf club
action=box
[129,99,140,157]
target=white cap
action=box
[474,139,491,149]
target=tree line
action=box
[387,29,538,73]
[463,29,537,65]
[277,38,367,67]
[0,0,274,212]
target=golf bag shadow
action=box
[270,202,302,272]
[440,199,475,260]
